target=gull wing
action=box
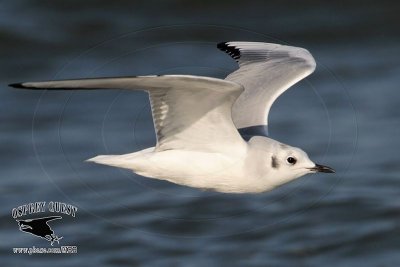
[218,41,316,137]
[11,75,246,153]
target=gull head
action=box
[274,142,334,177]
[248,137,335,189]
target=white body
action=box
[89,137,315,193]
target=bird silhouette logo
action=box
[16,216,63,246]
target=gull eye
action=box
[287,157,297,165]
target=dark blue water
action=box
[1,1,399,266]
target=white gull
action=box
[10,41,334,193]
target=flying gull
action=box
[10,41,334,193]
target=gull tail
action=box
[86,153,147,172]
[86,155,125,167]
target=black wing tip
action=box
[9,83,43,90]
[9,83,27,89]
[217,41,229,50]
[217,41,241,60]
[9,82,42,90]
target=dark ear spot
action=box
[271,156,279,169]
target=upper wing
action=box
[11,75,246,153]
[218,41,316,137]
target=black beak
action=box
[309,164,335,173]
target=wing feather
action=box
[11,75,246,153]
[218,41,316,133]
